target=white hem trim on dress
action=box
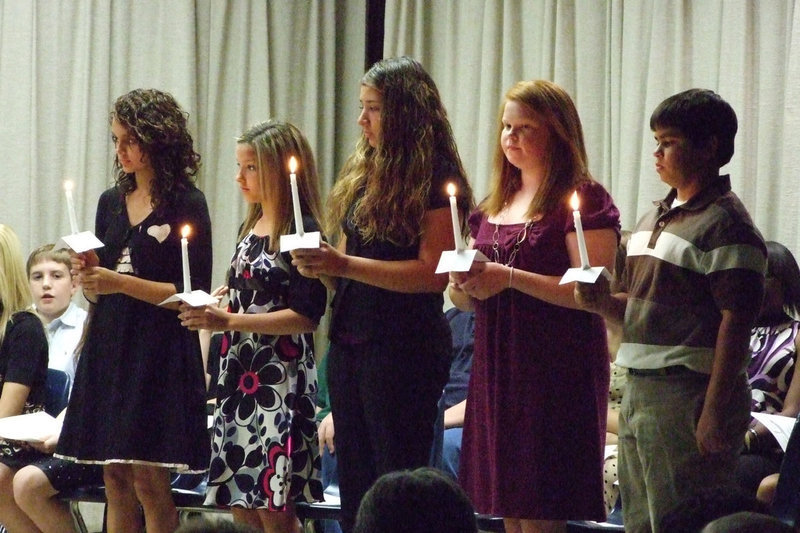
[53,453,208,474]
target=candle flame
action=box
[63,180,74,192]
[181,225,191,239]
[288,156,298,174]
[447,183,456,197]
[570,191,580,211]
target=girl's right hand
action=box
[70,250,99,275]
[178,303,230,331]
[291,242,348,279]
[29,432,59,454]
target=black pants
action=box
[328,331,450,532]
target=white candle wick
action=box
[181,225,192,293]
[570,191,590,269]
[447,183,462,251]
[63,180,79,234]
[288,157,305,236]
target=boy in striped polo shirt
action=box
[576,89,766,533]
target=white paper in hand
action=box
[0,411,62,443]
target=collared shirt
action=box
[43,302,87,387]
[616,175,766,374]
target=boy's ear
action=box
[698,136,719,165]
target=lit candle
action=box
[288,156,305,236]
[63,180,79,234]
[181,225,192,293]
[570,191,590,269]
[447,183,462,251]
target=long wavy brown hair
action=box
[237,120,324,252]
[111,89,201,211]
[328,56,471,246]
[482,80,593,218]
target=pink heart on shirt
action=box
[146,224,171,243]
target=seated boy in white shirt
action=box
[26,244,87,385]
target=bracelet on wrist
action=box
[508,266,514,289]
[744,427,759,452]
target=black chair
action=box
[296,483,343,525]
[44,368,70,416]
[771,415,800,527]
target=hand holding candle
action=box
[447,183,463,251]
[288,156,305,236]
[570,191,590,269]
[63,180,80,235]
[181,225,192,293]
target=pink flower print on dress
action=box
[262,440,292,510]
[276,335,301,360]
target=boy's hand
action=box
[574,275,611,313]
[695,406,730,455]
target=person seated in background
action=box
[352,467,477,533]
[0,244,104,533]
[437,307,474,480]
[316,352,343,533]
[736,241,800,496]
[0,227,50,531]
[25,244,87,384]
[601,231,630,516]
[175,517,260,533]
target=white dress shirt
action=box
[43,302,87,389]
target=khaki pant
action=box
[618,371,750,533]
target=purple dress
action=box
[459,181,619,520]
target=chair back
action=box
[44,369,70,417]
[772,415,800,526]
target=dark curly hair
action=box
[111,89,201,210]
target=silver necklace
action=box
[491,215,533,267]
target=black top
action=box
[95,186,212,293]
[0,311,47,407]
[329,162,467,344]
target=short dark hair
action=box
[354,467,477,533]
[174,518,259,533]
[660,485,769,532]
[650,89,738,167]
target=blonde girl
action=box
[180,121,326,533]
[0,224,49,532]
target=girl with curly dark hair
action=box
[56,89,212,533]
[291,56,473,532]
[179,120,326,532]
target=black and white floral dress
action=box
[205,225,325,510]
